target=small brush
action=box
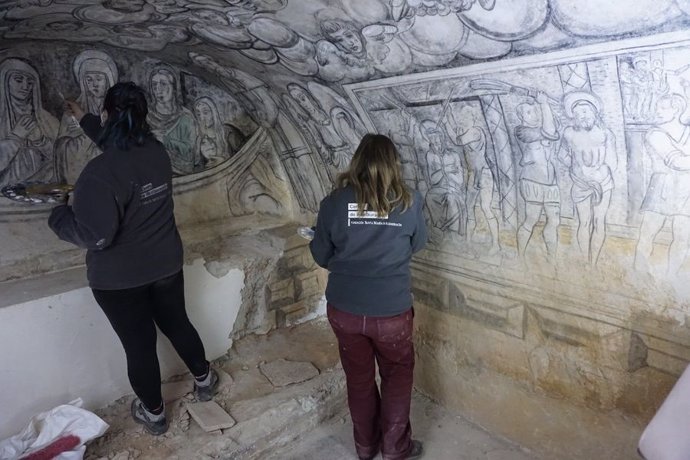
[57,90,78,123]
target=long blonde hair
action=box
[335,133,412,216]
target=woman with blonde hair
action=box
[310,134,427,460]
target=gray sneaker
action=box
[131,398,168,435]
[408,440,424,459]
[195,368,219,401]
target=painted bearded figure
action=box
[0,58,59,187]
[54,50,119,184]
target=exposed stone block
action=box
[268,278,295,309]
[296,272,322,299]
[259,358,320,387]
[187,400,236,432]
[285,306,308,324]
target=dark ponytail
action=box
[98,82,152,151]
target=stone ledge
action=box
[0,219,300,310]
[0,265,88,309]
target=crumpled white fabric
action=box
[0,398,109,460]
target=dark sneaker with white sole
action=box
[131,398,168,435]
[195,368,219,401]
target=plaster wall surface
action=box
[4,0,690,455]
[0,260,244,440]
[335,35,690,455]
[0,42,298,282]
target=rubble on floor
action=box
[84,320,344,460]
[82,318,537,460]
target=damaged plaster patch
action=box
[182,223,327,339]
[179,224,293,338]
[229,224,328,338]
[179,258,244,360]
[204,259,236,279]
[189,226,288,280]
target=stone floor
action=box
[267,392,536,460]
[81,317,538,460]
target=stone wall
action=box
[3,1,690,454]
[265,230,328,329]
[0,43,303,281]
[341,32,690,457]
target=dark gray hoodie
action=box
[49,113,183,290]
[309,185,428,317]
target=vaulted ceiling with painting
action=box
[3,0,690,77]
[3,0,690,264]
[5,2,690,452]
[2,0,690,213]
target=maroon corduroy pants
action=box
[327,304,415,460]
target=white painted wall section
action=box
[0,259,244,440]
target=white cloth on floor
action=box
[0,398,108,460]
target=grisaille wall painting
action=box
[0,44,298,216]
[346,35,690,422]
[0,49,254,183]
[5,0,690,430]
[1,0,690,320]
[2,0,690,81]
[346,36,690,282]
[3,0,690,219]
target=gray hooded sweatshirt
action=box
[309,185,428,317]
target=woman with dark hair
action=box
[309,134,428,460]
[48,82,218,436]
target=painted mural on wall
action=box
[0,47,261,198]
[3,2,690,271]
[2,0,690,88]
[4,0,690,425]
[54,50,117,185]
[282,81,366,183]
[348,34,690,414]
[187,51,336,213]
[0,57,58,187]
[2,0,690,216]
[344,34,690,288]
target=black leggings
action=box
[92,270,209,411]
